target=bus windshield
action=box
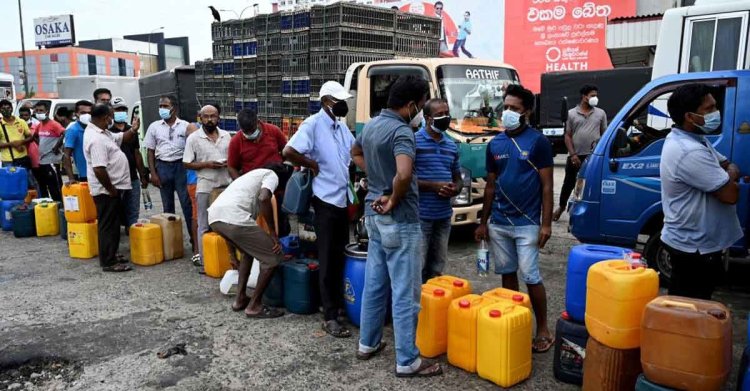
[437,65,519,134]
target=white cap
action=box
[111,96,127,109]
[319,81,352,100]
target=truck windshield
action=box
[437,65,519,134]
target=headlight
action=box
[573,178,586,201]
[453,167,472,206]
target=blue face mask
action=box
[159,108,172,120]
[694,110,721,133]
[114,112,128,123]
[502,109,522,130]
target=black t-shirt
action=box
[109,124,140,181]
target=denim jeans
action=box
[122,179,141,227]
[196,192,211,261]
[359,215,423,372]
[419,218,452,283]
[155,160,193,236]
[488,223,542,284]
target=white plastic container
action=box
[219,261,260,295]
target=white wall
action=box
[637,0,679,15]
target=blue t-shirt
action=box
[458,21,472,40]
[63,121,87,179]
[415,128,460,220]
[486,126,553,226]
[356,109,419,223]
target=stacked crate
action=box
[198,3,440,136]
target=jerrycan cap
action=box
[512,294,524,302]
[489,309,502,318]
[307,263,319,271]
[561,311,571,320]
[80,183,89,187]
[452,280,465,288]
[134,223,144,227]
[459,299,471,308]
[167,216,176,221]
[631,253,642,260]
[433,289,446,297]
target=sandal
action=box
[102,264,133,273]
[191,254,203,267]
[246,306,284,319]
[116,254,128,264]
[532,336,555,353]
[232,297,251,312]
[395,359,443,378]
[322,320,351,338]
[356,341,387,361]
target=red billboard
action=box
[504,1,636,92]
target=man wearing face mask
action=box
[554,84,607,221]
[63,100,94,183]
[661,84,741,300]
[228,109,286,180]
[0,99,34,172]
[31,101,65,202]
[352,75,443,377]
[283,81,355,338]
[475,84,555,354]
[183,105,232,265]
[109,97,148,227]
[415,99,461,282]
[83,103,138,272]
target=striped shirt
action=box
[415,128,460,220]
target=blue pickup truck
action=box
[569,71,750,284]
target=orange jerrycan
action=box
[481,287,532,310]
[447,294,497,373]
[62,183,96,223]
[149,213,184,260]
[416,284,454,358]
[641,296,732,391]
[68,221,98,259]
[129,222,164,266]
[203,232,233,278]
[34,201,60,237]
[585,260,658,349]
[477,303,533,388]
[426,275,472,299]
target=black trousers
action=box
[94,193,125,268]
[559,154,588,207]
[312,197,349,321]
[664,242,724,300]
[35,164,62,202]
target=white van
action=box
[652,0,750,81]
[14,98,80,121]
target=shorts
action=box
[488,223,542,284]
[209,221,283,269]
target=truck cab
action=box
[344,58,520,226]
[569,70,750,283]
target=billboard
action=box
[33,15,76,48]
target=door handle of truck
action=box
[739,122,750,134]
[609,158,619,172]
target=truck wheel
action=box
[644,233,671,288]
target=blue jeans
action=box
[124,179,141,227]
[420,218,451,283]
[488,223,542,284]
[359,215,423,372]
[155,160,193,235]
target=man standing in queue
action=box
[352,75,442,377]
[283,81,354,338]
[474,84,555,353]
[109,97,148,227]
[63,100,94,182]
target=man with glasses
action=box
[144,95,198,249]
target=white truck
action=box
[56,75,140,117]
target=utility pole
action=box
[17,0,29,97]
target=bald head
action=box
[200,105,219,133]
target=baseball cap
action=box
[319,81,352,101]
[111,96,127,109]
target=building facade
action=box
[79,34,190,76]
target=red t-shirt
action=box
[227,121,286,175]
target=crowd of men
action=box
[0,73,740,377]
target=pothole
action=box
[0,356,82,390]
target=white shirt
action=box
[207,169,279,227]
[144,118,190,162]
[83,122,132,196]
[183,128,232,193]
[287,110,354,208]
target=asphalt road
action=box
[0,157,748,390]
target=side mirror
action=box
[560,96,569,123]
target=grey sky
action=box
[2,0,274,64]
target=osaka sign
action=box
[33,15,76,48]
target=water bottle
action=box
[142,189,153,210]
[477,240,489,277]
[629,252,646,269]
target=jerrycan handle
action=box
[660,300,697,311]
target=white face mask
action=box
[79,113,91,125]
[588,96,599,107]
[409,103,424,128]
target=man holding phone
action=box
[183,105,232,265]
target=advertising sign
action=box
[33,15,76,48]
[504,1,635,91]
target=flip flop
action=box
[322,320,351,338]
[116,254,128,264]
[102,264,133,273]
[232,298,251,312]
[395,360,443,378]
[191,254,203,267]
[532,336,555,353]
[356,341,387,361]
[246,306,284,319]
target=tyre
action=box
[644,232,671,288]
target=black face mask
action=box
[432,115,452,132]
[329,100,349,118]
[0,109,11,118]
